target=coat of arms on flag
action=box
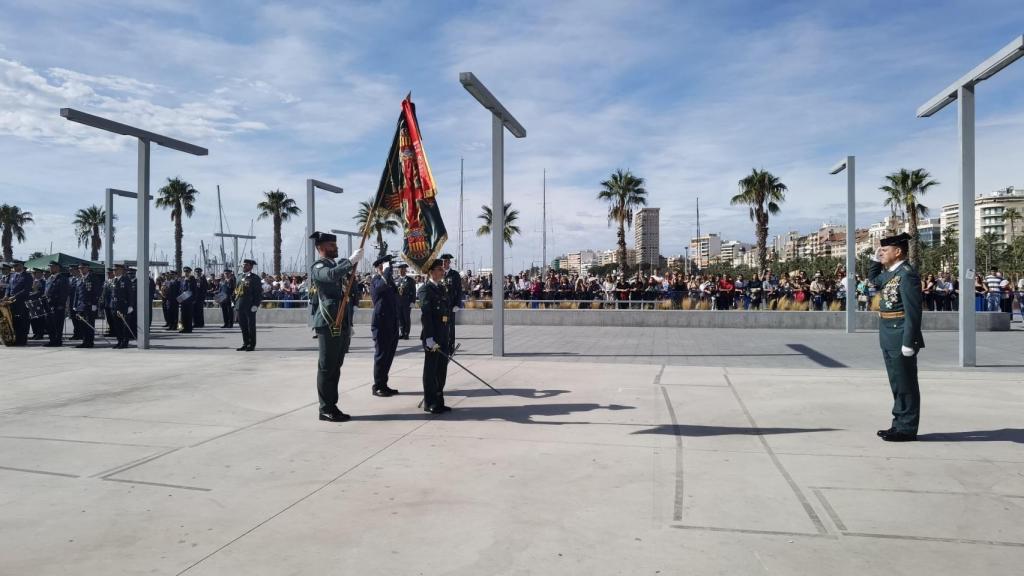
[373,95,447,273]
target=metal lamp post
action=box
[104,188,153,275]
[460,72,527,358]
[916,35,1024,367]
[214,233,257,272]
[329,229,362,270]
[61,108,207,349]
[306,179,344,271]
[830,156,856,334]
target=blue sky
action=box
[1,0,1023,271]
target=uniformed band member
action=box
[419,258,452,414]
[72,263,101,348]
[43,261,70,347]
[3,259,31,345]
[440,254,463,350]
[29,267,47,340]
[218,269,235,328]
[869,232,924,442]
[309,231,363,422]
[178,267,197,333]
[234,260,262,351]
[110,263,134,348]
[370,254,400,397]
[69,268,82,340]
[193,267,208,328]
[396,262,416,339]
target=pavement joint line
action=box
[93,447,182,479]
[101,477,212,492]
[812,488,847,532]
[658,381,686,522]
[0,434,169,448]
[774,450,1024,464]
[810,485,1024,499]
[0,464,80,479]
[723,373,829,535]
[187,402,321,448]
[672,525,837,539]
[841,531,1024,548]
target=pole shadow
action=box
[631,424,840,437]
[917,429,1024,443]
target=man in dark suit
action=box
[370,255,400,397]
[234,260,262,351]
[218,270,235,328]
[71,263,102,348]
[43,261,70,347]
[178,267,197,333]
[419,258,452,414]
[440,254,463,350]
[193,268,208,328]
[868,232,925,442]
[3,259,32,345]
[396,262,416,339]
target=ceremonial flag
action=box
[374,95,447,273]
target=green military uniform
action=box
[419,259,453,413]
[868,234,924,439]
[309,238,357,419]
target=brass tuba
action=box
[0,300,16,346]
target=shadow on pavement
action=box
[632,424,840,436]
[918,429,1024,443]
[442,388,571,399]
[352,402,634,424]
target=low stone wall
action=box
[226,307,1011,331]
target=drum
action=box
[0,301,15,347]
[27,298,50,319]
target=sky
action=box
[1,0,1023,272]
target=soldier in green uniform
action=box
[234,259,262,351]
[309,232,364,422]
[868,232,924,442]
[419,258,452,414]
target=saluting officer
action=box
[309,232,363,422]
[43,261,70,347]
[869,232,924,442]
[234,260,262,351]
[71,263,102,348]
[440,254,463,347]
[396,262,416,339]
[370,254,400,397]
[110,263,134,348]
[419,258,452,414]
[3,259,31,345]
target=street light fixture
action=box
[329,229,362,270]
[306,179,344,271]
[830,156,856,334]
[460,72,527,358]
[104,188,153,275]
[916,34,1024,367]
[214,233,257,272]
[61,108,208,349]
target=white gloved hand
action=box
[871,250,882,263]
[452,306,460,313]
[91,305,97,311]
[425,337,437,351]
[349,247,364,265]
[383,260,391,271]
[251,306,257,313]
[127,307,133,314]
[901,345,914,357]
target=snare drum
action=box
[26,298,50,319]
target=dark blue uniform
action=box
[371,265,400,393]
[217,276,235,328]
[443,267,463,347]
[43,270,70,346]
[4,268,32,345]
[72,271,102,347]
[419,279,452,411]
[110,272,133,348]
[397,272,416,338]
[178,274,197,333]
[193,273,208,328]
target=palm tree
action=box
[731,169,787,273]
[880,168,938,270]
[256,189,302,275]
[1002,207,1021,242]
[73,205,115,262]
[155,177,199,273]
[476,202,521,247]
[0,204,34,262]
[354,199,401,260]
[597,169,647,271]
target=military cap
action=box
[373,254,394,267]
[31,267,44,273]
[10,259,24,265]
[113,263,126,269]
[48,260,62,267]
[243,259,257,266]
[182,266,192,272]
[880,232,911,248]
[0,262,9,268]
[223,269,233,274]
[308,231,337,245]
[396,262,409,269]
[440,253,454,260]
[77,262,91,268]
[427,259,444,271]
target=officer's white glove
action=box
[251,306,257,313]
[871,250,882,263]
[425,337,437,351]
[452,306,460,313]
[348,247,364,265]
[383,260,391,271]
[91,305,97,311]
[127,307,133,314]
[901,345,914,357]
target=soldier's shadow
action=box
[441,388,571,399]
[352,402,634,425]
[631,424,840,436]
[917,429,1024,443]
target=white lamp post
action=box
[830,156,856,333]
[305,179,344,271]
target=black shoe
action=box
[75,343,94,349]
[876,427,895,437]
[439,405,452,412]
[424,405,446,415]
[236,346,248,351]
[319,411,351,422]
[880,430,917,442]
[245,347,254,352]
[43,342,60,347]
[384,386,399,395]
[372,388,395,397]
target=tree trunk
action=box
[174,213,183,273]
[756,210,769,274]
[908,203,920,270]
[2,229,12,262]
[616,220,627,273]
[273,214,282,275]
[91,224,101,262]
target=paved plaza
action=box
[2,324,1023,575]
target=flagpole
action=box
[459,157,464,269]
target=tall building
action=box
[917,217,941,247]
[567,250,597,275]
[940,186,1024,245]
[690,234,721,268]
[634,207,660,269]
